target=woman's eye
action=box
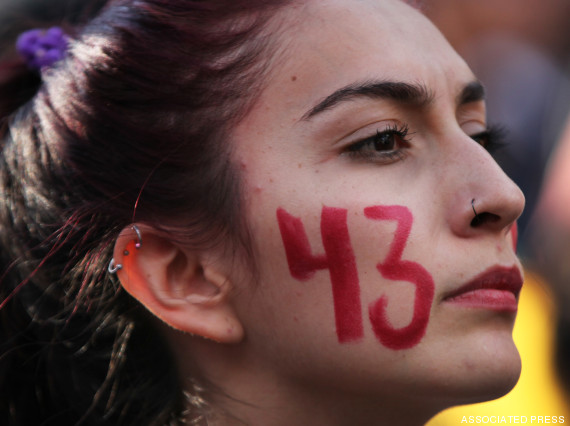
[346,124,412,163]
[469,124,508,154]
[371,131,397,150]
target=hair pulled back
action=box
[0,0,289,424]
[0,0,109,134]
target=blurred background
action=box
[425,0,570,423]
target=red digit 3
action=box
[364,205,434,350]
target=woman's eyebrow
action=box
[300,80,435,121]
[300,80,485,122]
[456,81,485,106]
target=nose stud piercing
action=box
[108,225,142,274]
[471,199,482,226]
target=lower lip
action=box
[445,289,518,312]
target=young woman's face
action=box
[229,0,524,411]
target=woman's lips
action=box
[443,266,523,312]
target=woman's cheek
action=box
[276,204,435,350]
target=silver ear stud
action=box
[108,225,143,274]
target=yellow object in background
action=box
[428,271,569,425]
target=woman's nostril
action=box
[471,212,501,228]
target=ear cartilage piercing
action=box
[109,225,142,274]
[132,224,142,249]
[108,258,122,274]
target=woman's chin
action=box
[435,336,522,406]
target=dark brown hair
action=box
[0,0,290,424]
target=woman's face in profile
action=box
[229,0,525,405]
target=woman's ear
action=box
[111,225,244,343]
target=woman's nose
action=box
[445,139,525,239]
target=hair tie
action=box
[16,27,69,70]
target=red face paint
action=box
[511,222,518,252]
[277,205,434,350]
[364,206,435,350]
[276,208,327,280]
[277,207,363,342]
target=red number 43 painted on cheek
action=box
[276,205,435,350]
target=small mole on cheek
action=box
[291,75,297,81]
[298,163,303,169]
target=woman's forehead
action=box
[276,0,437,49]
[248,0,472,124]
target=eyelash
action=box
[345,123,508,163]
[469,124,508,154]
[345,123,412,163]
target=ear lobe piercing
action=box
[108,225,142,274]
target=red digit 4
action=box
[277,207,363,342]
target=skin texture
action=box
[115,0,525,424]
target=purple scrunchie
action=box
[16,27,69,70]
